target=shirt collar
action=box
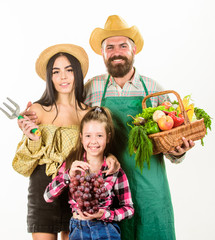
[131,68,142,88]
[108,75,116,87]
[101,157,108,171]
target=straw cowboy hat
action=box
[89,15,144,55]
[35,43,89,81]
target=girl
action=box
[13,44,119,240]
[44,106,134,240]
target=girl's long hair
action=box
[35,52,87,122]
[65,107,115,169]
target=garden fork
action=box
[0,97,41,136]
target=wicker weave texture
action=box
[142,90,206,154]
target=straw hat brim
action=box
[35,44,89,81]
[89,26,144,55]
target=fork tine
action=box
[3,102,15,113]
[7,97,20,109]
[0,107,14,119]
[0,97,20,119]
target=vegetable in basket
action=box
[176,95,194,121]
[128,93,212,172]
[194,107,212,145]
[174,95,212,145]
[128,126,153,171]
[128,106,163,171]
[168,111,184,128]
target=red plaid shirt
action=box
[44,159,134,222]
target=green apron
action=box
[101,75,176,240]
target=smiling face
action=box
[102,36,136,77]
[80,120,110,160]
[52,55,74,95]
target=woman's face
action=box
[52,55,74,94]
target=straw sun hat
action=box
[89,15,144,55]
[35,43,89,81]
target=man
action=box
[84,15,194,240]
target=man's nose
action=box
[113,47,122,55]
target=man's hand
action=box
[167,137,195,156]
[103,154,120,176]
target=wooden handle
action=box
[142,90,190,125]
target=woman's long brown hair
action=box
[35,52,87,123]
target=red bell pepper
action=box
[168,111,184,128]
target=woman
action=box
[13,44,119,240]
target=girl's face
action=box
[52,55,74,94]
[81,120,110,159]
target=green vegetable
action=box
[128,126,153,171]
[194,107,212,145]
[143,120,160,134]
[128,115,146,126]
[136,106,166,120]
[168,106,176,112]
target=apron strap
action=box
[101,75,110,100]
[139,76,152,108]
[101,74,152,108]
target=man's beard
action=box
[105,55,134,78]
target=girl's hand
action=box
[18,116,40,141]
[69,161,90,177]
[104,154,120,175]
[77,209,105,220]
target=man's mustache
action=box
[109,55,128,62]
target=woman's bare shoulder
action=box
[28,103,45,124]
[29,103,44,112]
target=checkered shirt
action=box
[44,159,134,222]
[12,125,79,178]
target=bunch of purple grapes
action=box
[69,173,108,214]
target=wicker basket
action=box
[142,90,206,155]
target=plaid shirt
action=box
[12,125,79,178]
[84,69,185,163]
[44,159,134,222]
[84,69,167,107]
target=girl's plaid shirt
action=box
[44,159,134,222]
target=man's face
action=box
[102,36,136,78]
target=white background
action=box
[0,0,214,239]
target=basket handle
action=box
[142,90,190,125]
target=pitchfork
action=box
[0,97,41,136]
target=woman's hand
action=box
[18,116,40,141]
[17,102,38,129]
[69,161,90,178]
[167,137,195,156]
[76,209,105,220]
[104,154,120,175]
